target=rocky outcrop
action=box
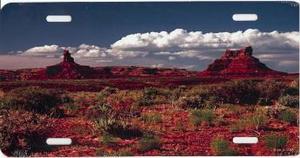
[43,50,95,79]
[199,46,287,77]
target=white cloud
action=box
[107,49,148,59]
[278,60,298,66]
[180,65,196,70]
[19,29,299,61]
[111,28,299,59]
[168,56,176,61]
[73,44,108,58]
[21,45,64,57]
[151,64,164,68]
[20,44,110,59]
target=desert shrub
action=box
[137,87,159,106]
[248,109,268,130]
[0,76,5,81]
[105,90,142,119]
[230,119,247,132]
[178,86,220,109]
[2,87,64,115]
[0,110,50,156]
[144,87,159,97]
[264,134,288,150]
[97,87,118,103]
[168,86,186,105]
[106,123,143,139]
[290,79,299,89]
[278,109,298,125]
[64,103,79,114]
[256,80,287,100]
[215,80,259,105]
[94,103,121,132]
[141,113,162,124]
[60,93,73,104]
[215,117,227,126]
[283,87,299,96]
[95,103,142,139]
[96,116,142,139]
[101,133,117,147]
[222,104,244,115]
[257,98,273,106]
[190,109,215,126]
[283,79,299,96]
[278,95,299,108]
[178,96,205,109]
[211,138,238,156]
[175,121,186,131]
[144,68,158,75]
[0,99,5,109]
[138,134,161,152]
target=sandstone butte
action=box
[198,46,287,78]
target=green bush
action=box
[264,134,288,149]
[211,138,238,156]
[190,109,215,126]
[3,87,64,115]
[215,80,259,105]
[278,109,298,125]
[138,134,161,152]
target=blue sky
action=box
[0,2,299,72]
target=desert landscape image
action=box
[0,2,299,157]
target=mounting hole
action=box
[46,15,72,23]
[46,138,72,145]
[233,137,258,144]
[232,14,258,21]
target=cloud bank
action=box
[13,29,300,72]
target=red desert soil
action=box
[33,117,100,157]
[30,103,298,156]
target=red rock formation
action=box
[43,50,95,79]
[199,46,287,77]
